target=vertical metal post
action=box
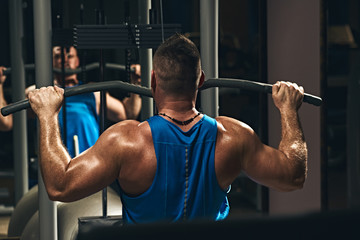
[9,0,29,204]
[139,0,153,119]
[100,45,107,217]
[96,4,108,218]
[200,0,219,117]
[33,0,58,239]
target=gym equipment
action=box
[2,62,134,76]
[8,186,122,240]
[73,24,181,49]
[1,78,322,117]
[7,185,39,237]
[72,208,360,240]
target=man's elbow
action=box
[290,162,308,190]
[48,191,76,202]
[282,156,308,191]
[47,188,62,201]
[46,187,65,202]
[289,175,306,191]
[276,174,306,192]
[46,186,73,202]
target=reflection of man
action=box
[25,46,141,157]
[54,46,142,157]
[0,66,12,131]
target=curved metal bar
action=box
[204,78,323,106]
[1,78,322,117]
[0,81,152,116]
[64,81,152,97]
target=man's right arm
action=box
[241,81,308,192]
[216,81,307,192]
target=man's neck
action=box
[157,98,196,114]
[156,103,202,131]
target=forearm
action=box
[0,85,13,131]
[38,115,72,199]
[278,109,308,186]
[123,93,142,119]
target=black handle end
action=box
[1,99,30,116]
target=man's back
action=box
[119,115,229,224]
[116,115,243,195]
[115,112,304,222]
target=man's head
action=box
[152,34,203,98]
[53,46,80,87]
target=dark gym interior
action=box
[0,0,359,239]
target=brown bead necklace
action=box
[158,112,201,126]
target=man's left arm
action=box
[29,86,121,202]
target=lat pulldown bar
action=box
[1,78,322,117]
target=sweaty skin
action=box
[28,79,307,202]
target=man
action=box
[0,66,12,131]
[28,34,307,224]
[27,46,142,157]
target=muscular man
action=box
[0,66,12,131]
[28,34,307,224]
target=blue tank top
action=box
[119,114,229,224]
[58,92,99,158]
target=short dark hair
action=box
[153,33,201,95]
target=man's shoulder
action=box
[101,120,152,154]
[110,120,151,139]
[111,119,146,130]
[215,116,255,136]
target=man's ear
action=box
[198,70,205,88]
